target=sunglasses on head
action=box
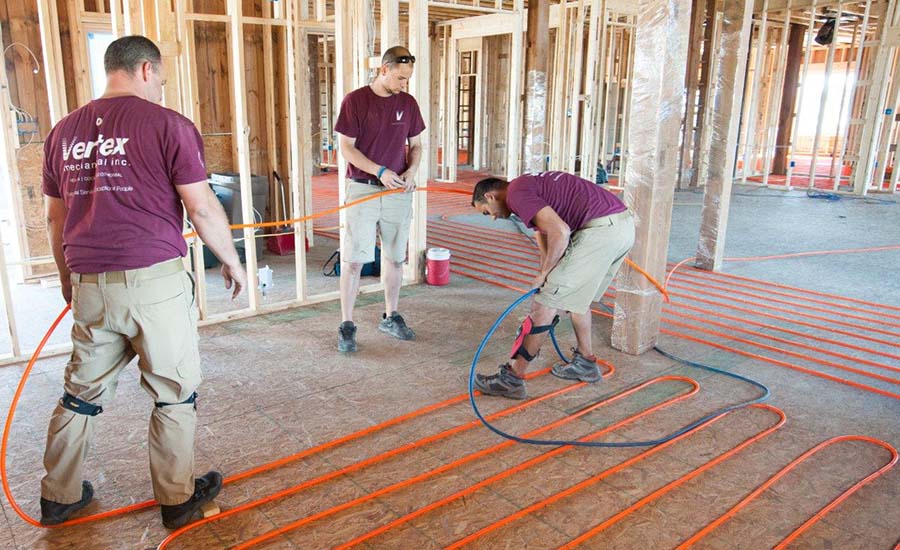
[390,55,416,64]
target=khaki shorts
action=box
[344,182,413,263]
[535,210,636,314]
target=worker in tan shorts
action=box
[40,36,246,528]
[334,46,426,353]
[470,171,635,399]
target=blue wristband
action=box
[376,166,387,180]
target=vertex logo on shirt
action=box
[62,134,130,161]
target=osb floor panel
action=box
[1,179,899,549]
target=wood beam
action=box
[381,0,401,47]
[784,0,818,188]
[853,0,896,194]
[0,23,22,358]
[610,0,692,355]
[678,0,706,188]
[522,0,550,173]
[36,0,68,124]
[741,5,770,183]
[227,0,259,310]
[772,21,806,174]
[695,0,754,271]
[578,0,603,180]
[407,0,430,282]
[505,1,525,178]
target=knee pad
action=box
[510,315,560,362]
[60,393,103,416]
[155,392,198,411]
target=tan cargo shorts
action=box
[535,210,636,314]
[344,182,413,264]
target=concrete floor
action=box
[0,177,897,549]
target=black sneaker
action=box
[474,363,527,400]
[40,480,94,525]
[338,321,357,352]
[160,471,223,529]
[551,349,602,383]
[379,311,415,340]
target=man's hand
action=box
[379,168,405,189]
[221,262,247,300]
[531,272,548,291]
[400,170,417,192]
[61,279,72,304]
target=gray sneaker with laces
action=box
[473,363,526,400]
[379,311,415,340]
[551,349,602,383]
[338,321,357,352]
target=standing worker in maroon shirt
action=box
[40,36,247,528]
[470,171,636,399]
[335,46,426,352]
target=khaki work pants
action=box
[41,259,202,506]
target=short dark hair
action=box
[471,177,509,206]
[382,46,415,67]
[104,35,161,74]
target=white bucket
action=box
[426,247,451,261]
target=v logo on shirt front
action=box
[395,111,404,121]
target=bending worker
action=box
[334,46,425,352]
[470,171,635,399]
[40,36,247,528]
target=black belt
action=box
[351,177,383,186]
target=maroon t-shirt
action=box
[506,171,627,231]
[334,86,425,181]
[42,96,207,274]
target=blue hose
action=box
[468,290,770,448]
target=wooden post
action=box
[175,0,210,318]
[505,1,526,179]
[785,0,818,189]
[831,2,870,190]
[579,0,604,180]
[741,4,769,184]
[522,0,550,173]
[472,38,485,169]
[36,0,68,124]
[871,49,900,190]
[445,33,459,181]
[853,0,896,194]
[227,0,259,310]
[695,0,753,271]
[761,4,792,187]
[110,0,122,37]
[263,17,279,226]
[618,17,637,180]
[678,0,706,188]
[429,29,442,180]
[565,0,587,174]
[808,3,841,187]
[407,0,430,282]
[772,21,806,175]
[286,2,308,300]
[380,0,400,48]
[689,0,720,188]
[609,0,691,355]
[68,1,92,106]
[295,23,315,299]
[0,23,22,358]
[591,5,609,177]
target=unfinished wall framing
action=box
[696,0,900,195]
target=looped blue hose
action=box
[469,290,770,448]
